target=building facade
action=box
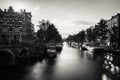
[107,13,120,28]
[106,13,120,48]
[0,6,34,45]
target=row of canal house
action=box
[0,6,34,45]
[106,13,120,48]
[84,13,120,48]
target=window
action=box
[19,27,23,32]
[14,35,17,40]
[7,35,9,38]
[12,27,15,31]
[12,22,14,24]
[10,27,12,31]
[7,27,10,31]
[7,22,10,24]
[0,21,3,24]
[19,22,22,25]
[17,35,20,39]
[2,35,6,38]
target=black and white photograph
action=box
[0,0,120,80]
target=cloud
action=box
[32,6,40,12]
[70,20,96,26]
[51,19,96,38]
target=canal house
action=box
[106,13,120,49]
[0,6,34,45]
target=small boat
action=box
[46,45,57,59]
[80,45,88,51]
[93,47,106,56]
[56,43,63,52]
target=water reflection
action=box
[102,52,120,80]
[0,42,120,80]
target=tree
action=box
[66,30,85,45]
[37,29,46,41]
[80,30,85,43]
[97,19,108,42]
[37,20,62,44]
[86,28,96,42]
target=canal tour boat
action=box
[46,45,57,59]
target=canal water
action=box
[0,42,116,80]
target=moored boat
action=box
[56,43,63,52]
[93,47,106,56]
[46,45,57,59]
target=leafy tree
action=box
[97,19,108,42]
[37,20,62,44]
[86,28,96,42]
[66,30,85,45]
[78,30,85,43]
[37,29,46,41]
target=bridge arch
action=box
[0,49,15,65]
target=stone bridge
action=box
[0,45,30,65]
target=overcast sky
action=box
[0,0,120,38]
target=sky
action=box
[0,0,120,38]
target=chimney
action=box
[24,9,26,13]
[4,9,6,12]
[20,9,23,13]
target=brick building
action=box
[0,6,34,45]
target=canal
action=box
[0,42,116,80]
